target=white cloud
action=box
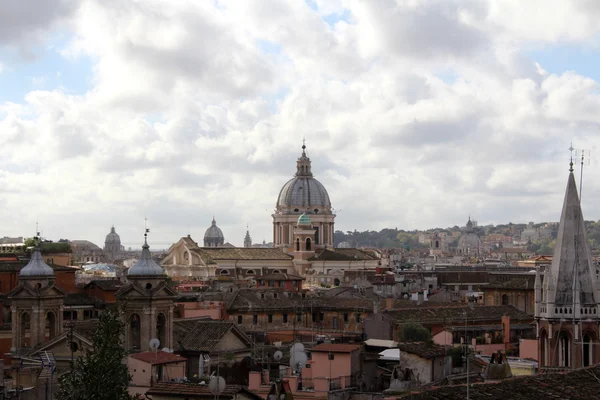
[1,0,600,247]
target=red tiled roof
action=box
[311,343,361,353]
[146,383,262,399]
[129,351,187,365]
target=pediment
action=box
[7,283,67,299]
[115,283,147,298]
[25,330,93,359]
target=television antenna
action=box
[149,338,160,363]
[20,351,56,399]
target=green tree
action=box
[399,322,432,342]
[57,308,138,400]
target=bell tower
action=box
[116,227,176,352]
[8,238,66,352]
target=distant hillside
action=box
[334,220,600,254]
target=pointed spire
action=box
[128,220,164,276]
[545,168,597,307]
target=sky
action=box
[1,0,600,249]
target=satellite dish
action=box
[209,376,226,394]
[291,342,305,353]
[273,351,283,361]
[291,352,307,369]
[149,338,160,350]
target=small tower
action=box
[116,229,176,352]
[292,213,316,275]
[244,226,252,248]
[8,238,66,352]
[536,157,600,368]
[429,231,443,258]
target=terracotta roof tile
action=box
[311,343,361,353]
[146,382,262,399]
[398,342,451,359]
[130,351,187,365]
[403,364,600,399]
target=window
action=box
[259,280,265,286]
[319,312,324,322]
[283,313,288,323]
[273,293,278,299]
[306,238,312,251]
[268,314,273,323]
[296,238,300,251]
[297,312,302,322]
[253,315,258,324]
[356,313,361,323]
[269,280,275,287]
[238,315,243,324]
[343,313,349,323]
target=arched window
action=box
[501,294,509,305]
[220,269,230,276]
[296,238,300,251]
[539,330,548,367]
[246,269,255,275]
[334,278,341,287]
[156,313,166,348]
[435,240,439,249]
[272,269,281,274]
[20,312,30,348]
[306,238,312,251]
[129,313,141,351]
[583,333,593,367]
[558,331,570,367]
[46,312,57,341]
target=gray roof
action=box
[204,218,224,239]
[276,145,332,211]
[19,249,55,277]
[105,226,121,244]
[127,238,165,276]
[544,169,597,306]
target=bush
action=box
[399,322,432,342]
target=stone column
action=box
[168,306,174,349]
[10,305,17,352]
[31,305,41,348]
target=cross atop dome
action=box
[296,142,313,177]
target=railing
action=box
[299,377,314,390]
[328,377,341,390]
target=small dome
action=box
[20,248,54,277]
[127,239,164,276]
[204,217,224,241]
[298,213,312,226]
[105,226,121,244]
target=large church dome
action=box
[204,217,225,247]
[276,145,332,214]
[105,226,121,244]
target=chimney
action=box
[501,315,510,348]
[385,297,394,310]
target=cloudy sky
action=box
[1,0,600,248]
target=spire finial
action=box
[569,143,574,172]
[144,217,150,245]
